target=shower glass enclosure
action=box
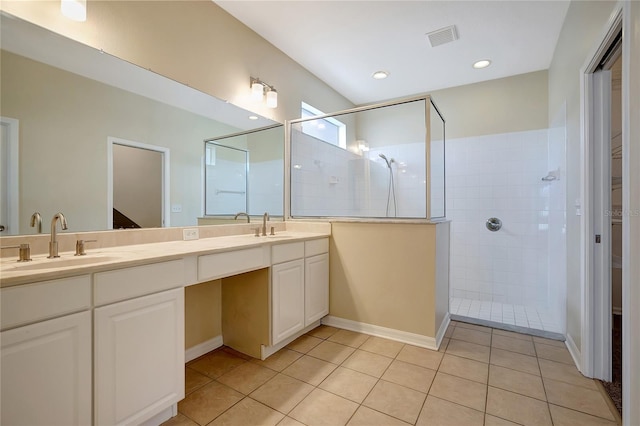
[287,96,445,220]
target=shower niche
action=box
[287,96,445,220]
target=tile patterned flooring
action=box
[450,297,563,333]
[163,321,620,426]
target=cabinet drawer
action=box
[272,242,304,264]
[305,238,329,257]
[198,247,268,281]
[94,259,185,306]
[1,275,91,331]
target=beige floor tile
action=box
[252,349,302,372]
[549,404,619,426]
[287,335,323,354]
[445,338,490,363]
[439,354,489,384]
[489,364,546,400]
[486,386,552,426]
[222,346,253,360]
[428,372,487,411]
[451,327,492,346]
[363,380,427,424]
[490,347,540,376]
[342,350,393,377]
[188,350,247,378]
[185,367,212,395]
[318,366,378,403]
[359,336,404,358]
[307,325,340,339]
[396,344,443,370]
[438,337,450,352]
[491,334,536,356]
[347,406,410,426]
[381,359,436,393]
[535,342,574,365]
[533,336,566,348]
[416,395,484,426]
[208,397,284,426]
[307,340,356,364]
[282,355,337,386]
[289,388,359,426]
[444,325,455,338]
[160,413,198,426]
[178,381,243,425]
[327,329,370,348]
[455,322,492,333]
[484,414,521,426]
[217,362,277,394]
[277,416,306,426]
[543,378,616,421]
[492,328,534,342]
[250,374,314,414]
[538,358,597,390]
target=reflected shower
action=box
[379,153,397,217]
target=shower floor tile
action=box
[450,297,562,333]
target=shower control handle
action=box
[486,217,502,232]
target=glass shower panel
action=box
[204,143,248,215]
[429,99,446,219]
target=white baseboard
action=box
[565,332,581,372]
[139,404,176,426]
[322,316,438,350]
[435,313,451,349]
[261,320,321,360]
[185,335,223,363]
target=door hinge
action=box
[595,234,601,244]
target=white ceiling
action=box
[215,0,570,105]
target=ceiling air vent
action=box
[426,25,458,47]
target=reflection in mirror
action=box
[430,99,446,218]
[0,13,278,236]
[203,125,284,221]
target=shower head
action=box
[379,153,394,168]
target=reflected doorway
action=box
[107,137,170,229]
[0,117,19,235]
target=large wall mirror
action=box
[0,13,282,236]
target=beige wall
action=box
[330,222,445,338]
[429,70,549,139]
[0,0,354,124]
[547,0,618,351]
[185,280,221,350]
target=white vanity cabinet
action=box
[93,261,185,426]
[271,238,329,345]
[1,276,92,426]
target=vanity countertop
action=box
[0,231,329,288]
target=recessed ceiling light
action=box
[473,59,491,69]
[372,71,389,80]
[248,115,259,120]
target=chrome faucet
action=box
[30,212,42,233]
[262,212,269,236]
[234,212,250,223]
[48,212,68,258]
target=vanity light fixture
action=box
[472,59,491,69]
[250,77,278,108]
[61,0,87,22]
[372,71,389,80]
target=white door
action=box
[272,259,305,344]
[0,117,19,235]
[305,253,329,326]
[94,288,184,426]
[1,311,92,426]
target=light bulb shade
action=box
[266,90,278,108]
[61,0,87,22]
[251,82,264,101]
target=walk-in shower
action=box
[379,153,397,217]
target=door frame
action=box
[0,117,19,235]
[107,137,170,229]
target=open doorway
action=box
[107,137,170,229]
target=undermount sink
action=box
[9,255,121,271]
[266,235,294,239]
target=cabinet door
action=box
[272,259,305,344]
[94,288,184,426]
[305,253,329,326]
[1,311,91,426]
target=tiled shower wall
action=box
[446,129,554,312]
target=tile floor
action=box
[163,321,620,426]
[450,297,563,333]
